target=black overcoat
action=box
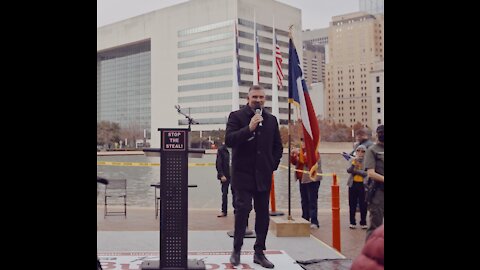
[216,144,230,181]
[225,105,283,192]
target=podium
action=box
[140,128,206,270]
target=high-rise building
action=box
[308,82,325,119]
[370,61,384,132]
[325,11,384,128]
[303,28,329,47]
[302,28,328,85]
[97,0,302,147]
[359,0,384,15]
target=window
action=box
[178,20,233,36]
[377,86,380,93]
[377,119,382,124]
[377,108,381,113]
[376,76,380,83]
[377,97,381,103]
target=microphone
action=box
[254,104,263,127]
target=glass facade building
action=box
[97,40,151,133]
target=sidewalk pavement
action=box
[97,206,367,259]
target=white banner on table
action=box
[98,250,304,270]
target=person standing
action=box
[364,125,384,240]
[351,128,374,156]
[342,128,373,161]
[225,85,283,268]
[290,138,322,229]
[215,143,234,217]
[346,144,368,229]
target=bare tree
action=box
[120,122,143,148]
[97,121,121,148]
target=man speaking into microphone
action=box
[225,85,283,268]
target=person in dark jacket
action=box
[226,85,283,269]
[351,224,384,270]
[215,143,234,217]
[364,125,384,240]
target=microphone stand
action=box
[175,105,198,131]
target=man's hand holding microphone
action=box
[248,104,263,132]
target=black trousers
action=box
[233,188,270,253]
[299,181,321,226]
[348,182,367,226]
[220,180,235,214]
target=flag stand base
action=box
[269,211,285,216]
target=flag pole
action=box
[287,25,294,221]
[253,10,258,85]
[288,100,292,220]
[232,6,240,111]
[269,15,284,217]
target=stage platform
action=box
[98,231,344,269]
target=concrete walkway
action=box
[97,206,367,260]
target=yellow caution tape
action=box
[97,162,333,176]
[278,164,334,177]
[97,161,215,167]
[189,163,216,167]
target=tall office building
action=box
[359,0,384,15]
[97,0,302,147]
[308,82,325,119]
[303,28,329,47]
[302,28,328,85]
[370,61,384,132]
[325,12,384,128]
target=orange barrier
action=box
[331,173,341,252]
[269,174,284,216]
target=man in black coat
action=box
[226,85,283,268]
[215,143,234,217]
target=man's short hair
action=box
[249,85,264,92]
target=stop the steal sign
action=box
[162,130,186,151]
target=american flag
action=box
[275,34,283,88]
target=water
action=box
[97,153,352,211]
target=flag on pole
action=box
[232,20,240,111]
[255,28,260,84]
[288,37,320,180]
[271,20,279,122]
[275,34,283,88]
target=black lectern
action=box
[140,128,206,270]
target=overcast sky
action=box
[97,0,359,30]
